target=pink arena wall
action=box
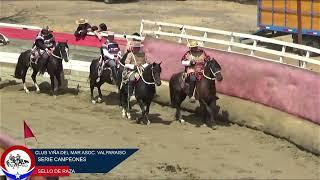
[143,37,320,125]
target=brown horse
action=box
[169,59,223,129]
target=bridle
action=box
[202,61,220,81]
[51,44,69,61]
[131,52,158,85]
[138,64,157,85]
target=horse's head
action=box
[56,41,69,62]
[205,59,223,81]
[151,62,162,86]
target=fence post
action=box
[302,51,309,68]
[250,40,257,56]
[156,25,162,39]
[139,20,144,36]
[178,26,185,43]
[228,34,234,52]
[279,45,286,63]
[202,32,207,47]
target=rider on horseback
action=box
[122,41,148,98]
[181,40,210,102]
[31,26,56,74]
[97,32,121,83]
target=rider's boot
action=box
[188,74,196,103]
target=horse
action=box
[89,53,123,104]
[120,62,162,125]
[14,42,69,96]
[169,59,223,129]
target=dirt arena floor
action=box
[1,1,320,179]
[0,82,319,179]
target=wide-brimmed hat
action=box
[75,18,88,25]
[131,41,143,48]
[187,40,199,48]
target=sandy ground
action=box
[1,1,320,179]
[0,82,319,179]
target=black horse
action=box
[120,62,162,125]
[14,42,69,96]
[89,53,123,104]
[169,59,223,129]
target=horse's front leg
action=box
[56,72,62,91]
[50,75,56,97]
[97,85,103,103]
[31,69,40,93]
[144,100,152,125]
[137,99,147,125]
[204,100,217,130]
[199,101,207,126]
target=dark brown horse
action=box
[89,53,124,104]
[169,59,223,129]
[14,42,69,96]
[119,62,162,125]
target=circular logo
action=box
[1,145,35,180]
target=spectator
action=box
[74,18,92,40]
[93,23,108,41]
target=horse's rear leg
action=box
[31,69,40,93]
[90,82,96,104]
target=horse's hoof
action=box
[53,95,57,99]
[146,120,150,125]
[126,113,131,120]
[201,123,207,127]
[25,89,30,94]
[122,114,126,119]
[211,126,217,130]
[179,119,185,124]
[97,97,103,103]
[91,100,96,104]
[36,89,40,94]
[122,109,126,118]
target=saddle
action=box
[120,67,144,90]
[30,48,43,63]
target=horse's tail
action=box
[14,51,29,79]
[89,58,97,81]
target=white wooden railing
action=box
[139,19,320,69]
[0,22,144,41]
[0,52,90,73]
